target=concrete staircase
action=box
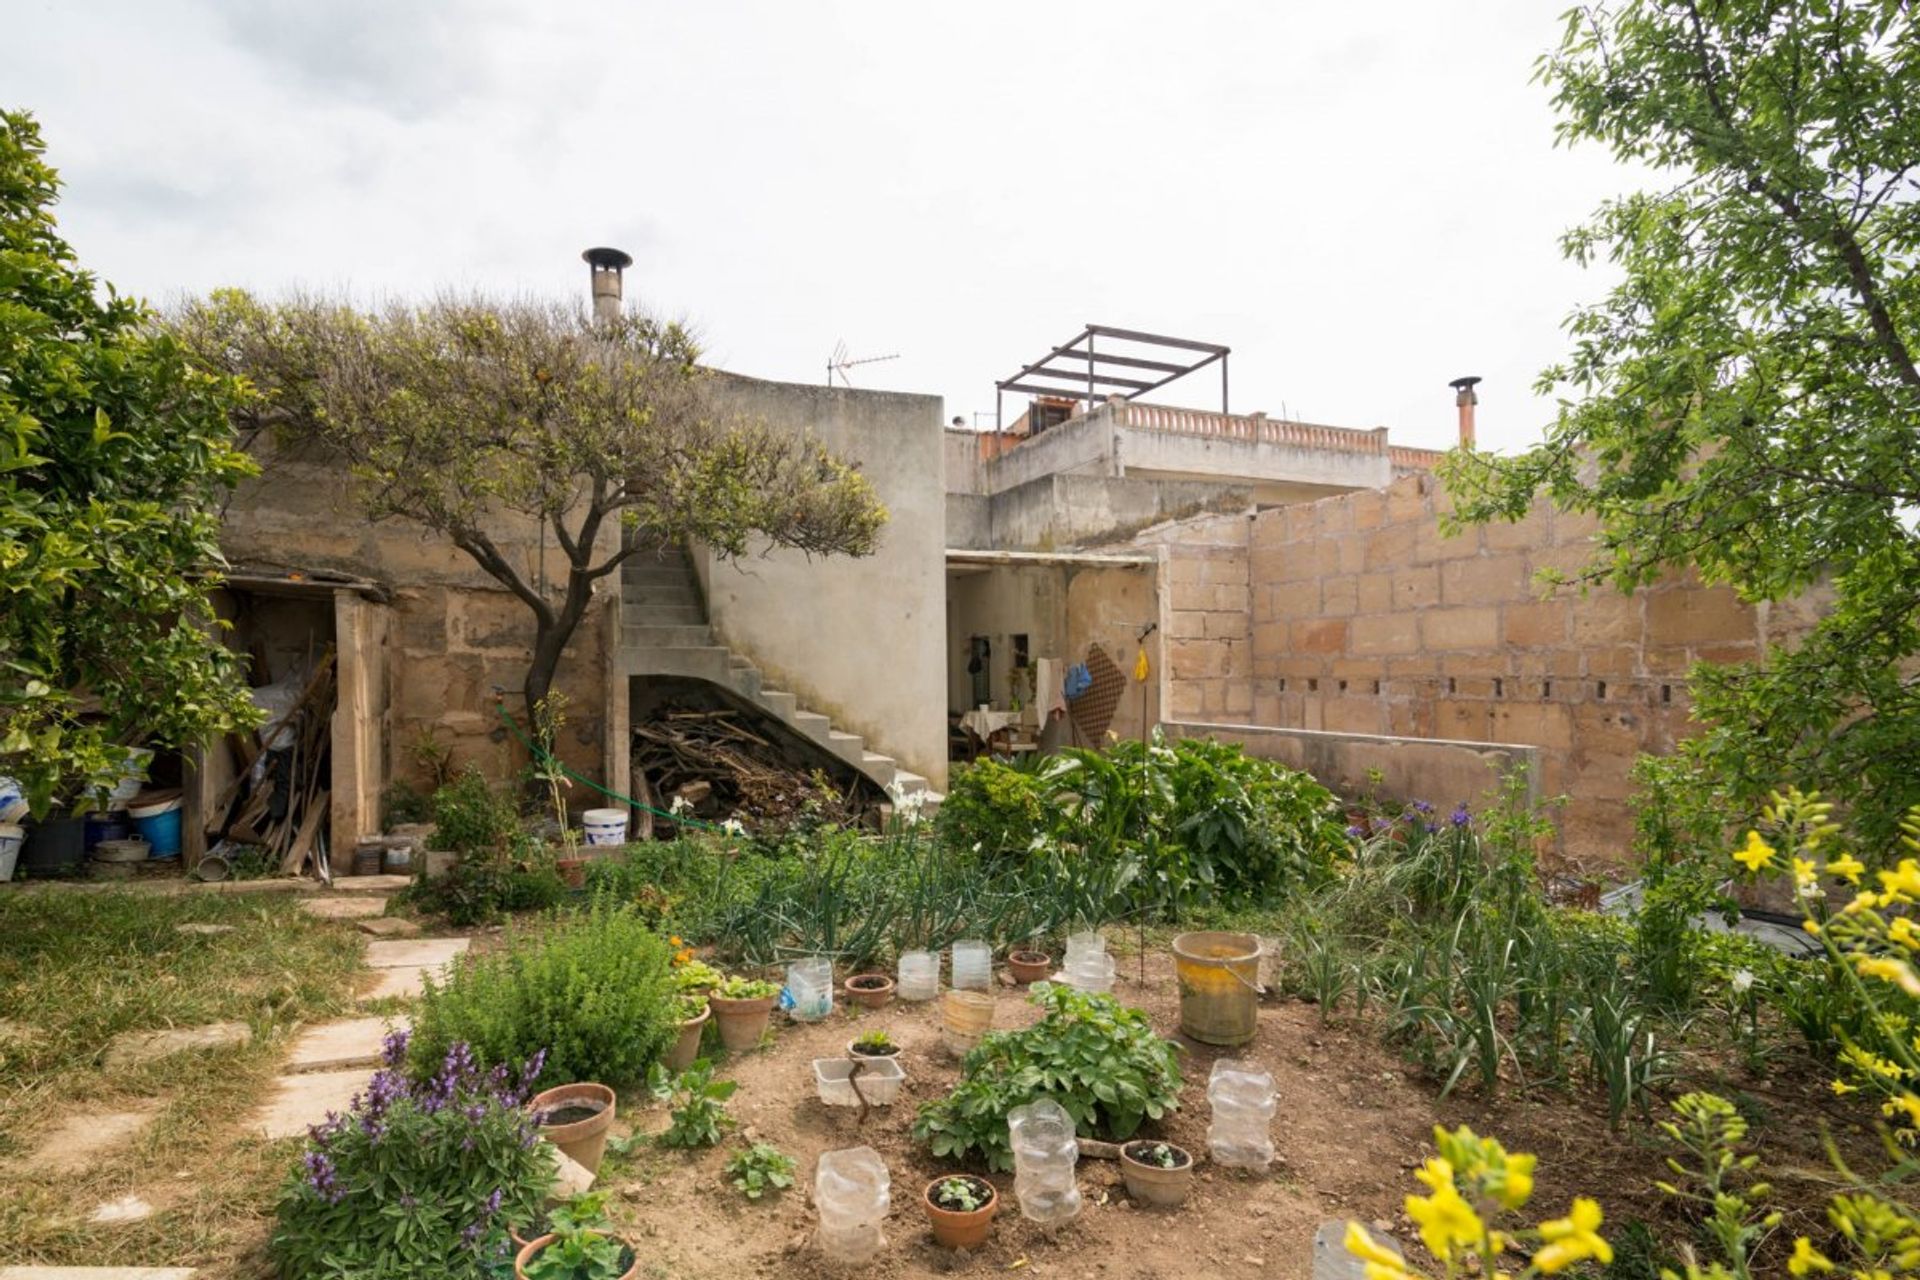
[616,545,935,804]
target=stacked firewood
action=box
[207,649,336,878]
[631,707,869,827]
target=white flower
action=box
[669,795,690,816]
[719,816,746,836]
[1731,969,1754,994]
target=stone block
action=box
[1441,554,1530,606]
[1363,523,1417,572]
[1551,506,1603,545]
[1384,475,1429,524]
[364,938,469,970]
[1503,599,1569,648]
[1415,519,1482,564]
[255,1068,377,1141]
[1351,614,1418,656]
[1390,567,1440,609]
[328,874,413,893]
[1348,490,1388,532]
[1420,607,1499,650]
[1169,682,1205,717]
[1323,699,1387,735]
[287,1017,407,1073]
[1529,543,1598,583]
[359,966,430,1002]
[1488,702,1574,750]
[1204,611,1250,641]
[1570,594,1641,646]
[1356,572,1391,614]
[1645,586,1756,647]
[1434,700,1493,742]
[1482,506,1551,552]
[357,916,421,938]
[24,1108,156,1177]
[1251,622,1288,655]
[1321,575,1359,617]
[299,895,387,920]
[104,1022,250,1072]
[1295,620,1350,655]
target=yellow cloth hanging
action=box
[1133,647,1150,682]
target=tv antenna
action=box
[826,339,900,387]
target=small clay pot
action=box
[662,1006,710,1073]
[515,1233,640,1280]
[1120,1139,1194,1208]
[1007,950,1053,984]
[924,1175,999,1250]
[556,857,588,889]
[844,973,895,1009]
[528,1082,616,1173]
[708,993,777,1052]
[846,1037,900,1061]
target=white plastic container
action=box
[897,950,940,1001]
[1062,953,1117,994]
[950,939,992,991]
[0,822,21,882]
[581,807,629,847]
[814,1146,890,1263]
[812,1057,906,1108]
[0,778,26,825]
[787,956,834,1022]
[1207,1059,1277,1169]
[1008,1098,1083,1226]
[1065,930,1106,967]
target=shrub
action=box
[936,759,1051,857]
[432,766,524,857]
[271,1032,554,1280]
[407,842,567,927]
[914,984,1182,1171]
[410,902,677,1089]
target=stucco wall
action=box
[700,375,948,789]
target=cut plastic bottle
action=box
[1206,1058,1276,1170]
[814,1145,890,1262]
[1007,1098,1082,1226]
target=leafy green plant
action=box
[851,1029,897,1055]
[936,759,1052,858]
[914,984,1182,1171]
[723,1143,796,1200]
[713,975,780,1000]
[672,958,724,992]
[931,1175,993,1212]
[649,1059,737,1148]
[519,1189,631,1280]
[271,1033,554,1280]
[1128,1141,1185,1169]
[430,767,525,858]
[1629,755,1735,1010]
[410,902,677,1089]
[406,837,566,927]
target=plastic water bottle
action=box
[897,950,939,1001]
[787,957,833,1023]
[814,1146,890,1263]
[1065,931,1106,968]
[1063,951,1116,994]
[1207,1059,1276,1169]
[950,939,992,991]
[1007,1098,1082,1226]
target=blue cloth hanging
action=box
[1063,662,1092,701]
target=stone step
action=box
[299,895,388,920]
[790,711,831,739]
[889,769,930,795]
[621,624,712,649]
[364,938,469,970]
[327,875,411,894]
[620,565,695,587]
[756,689,798,720]
[859,753,897,786]
[825,731,865,766]
[617,645,733,681]
[624,584,702,608]
[254,1067,375,1141]
[286,1016,407,1074]
[629,604,706,627]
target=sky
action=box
[3,1,1651,455]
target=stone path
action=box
[102,1022,250,1072]
[21,1108,156,1177]
[356,916,420,937]
[297,896,385,920]
[286,1016,405,1073]
[256,1068,375,1141]
[356,937,468,1006]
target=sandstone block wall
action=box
[1154,513,1254,724]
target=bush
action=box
[936,759,1051,857]
[431,766,524,857]
[410,902,677,1089]
[271,1032,554,1279]
[409,846,567,927]
[914,984,1183,1171]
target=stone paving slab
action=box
[298,896,386,920]
[357,966,430,1003]
[21,1108,156,1176]
[0,1270,196,1279]
[286,1017,406,1073]
[356,916,420,938]
[363,938,467,969]
[327,874,412,893]
[255,1068,374,1141]
[103,1022,249,1072]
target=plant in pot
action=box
[528,1081,618,1174]
[516,1190,637,1280]
[1120,1140,1194,1207]
[671,952,724,995]
[1006,947,1053,985]
[843,971,895,1009]
[662,991,711,1073]
[847,1029,900,1061]
[708,975,780,1052]
[923,1174,998,1250]
[512,1189,611,1252]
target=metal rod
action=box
[1221,355,1229,413]
[1086,330,1095,405]
[1085,322,1229,353]
[1044,349,1188,374]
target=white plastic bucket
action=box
[581,808,629,847]
[0,822,21,882]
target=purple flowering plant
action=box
[271,1030,557,1280]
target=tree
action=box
[0,111,259,817]
[1442,0,1920,853]
[178,292,888,727]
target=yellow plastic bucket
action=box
[1172,931,1262,1046]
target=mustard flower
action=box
[1825,851,1866,885]
[1735,830,1777,873]
[1344,1222,1409,1276]
[1877,859,1920,904]
[1883,1093,1920,1130]
[1533,1198,1612,1273]
[1788,1235,1835,1275]
[1406,1159,1485,1263]
[1855,955,1920,997]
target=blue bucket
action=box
[84,811,131,851]
[129,798,183,859]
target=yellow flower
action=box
[1363,1265,1413,1280]
[1345,1222,1408,1273]
[1883,1093,1920,1130]
[1534,1198,1613,1273]
[1794,856,1819,890]
[1805,919,1823,936]
[1877,859,1920,903]
[1735,830,1777,873]
[1825,852,1866,885]
[1498,1155,1536,1211]
[1788,1236,1835,1275]
[1855,955,1920,997]
[1891,918,1919,952]
[1406,1160,1484,1263]
[1832,1078,1859,1095]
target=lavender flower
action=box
[1450,803,1471,829]
[1411,799,1435,815]
[1344,823,1366,838]
[380,1027,411,1068]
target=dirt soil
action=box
[577,943,1877,1280]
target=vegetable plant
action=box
[723,1143,797,1201]
[648,1059,737,1148]
[1129,1141,1184,1169]
[672,957,724,992]
[714,975,780,1000]
[914,984,1182,1171]
[520,1189,631,1280]
[851,1029,897,1055]
[931,1175,993,1212]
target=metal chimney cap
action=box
[582,246,633,270]
[1448,375,1483,392]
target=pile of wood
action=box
[631,706,871,828]
[207,649,335,879]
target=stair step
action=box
[860,752,898,785]
[889,769,930,795]
[620,646,733,680]
[790,711,831,739]
[625,585,702,608]
[621,625,712,648]
[825,731,865,765]
[622,566,696,587]
[634,605,706,626]
[756,690,798,719]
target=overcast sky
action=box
[4,1,1648,454]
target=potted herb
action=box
[708,975,780,1052]
[843,972,895,1009]
[515,1191,638,1280]
[1119,1139,1194,1207]
[846,1029,900,1061]
[511,1190,610,1252]
[528,1081,617,1174]
[1007,948,1052,984]
[662,992,711,1073]
[923,1174,998,1250]
[671,955,724,994]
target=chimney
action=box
[1449,375,1482,448]
[581,246,632,325]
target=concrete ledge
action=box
[1160,719,1540,812]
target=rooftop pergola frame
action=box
[994,324,1230,430]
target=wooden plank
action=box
[281,788,330,876]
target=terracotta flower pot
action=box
[1007,950,1052,984]
[556,857,588,889]
[1120,1140,1194,1208]
[844,973,895,1009]
[528,1082,616,1174]
[708,993,776,1052]
[846,1038,901,1062]
[662,1006,710,1073]
[924,1175,998,1250]
[515,1233,640,1280]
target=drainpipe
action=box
[1449,375,1481,449]
[582,246,632,325]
